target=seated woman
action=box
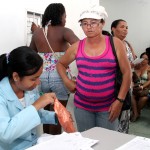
[131,52,150,121]
[0,46,58,150]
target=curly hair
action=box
[42,3,65,27]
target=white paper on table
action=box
[37,133,55,144]
[26,132,99,150]
[115,136,150,150]
[132,58,144,65]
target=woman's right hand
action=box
[65,78,76,93]
[33,93,56,110]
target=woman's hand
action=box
[130,62,135,69]
[33,93,56,110]
[108,100,123,122]
[64,78,76,93]
[31,22,40,33]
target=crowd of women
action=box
[0,3,150,150]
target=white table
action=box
[27,127,136,150]
[81,127,135,150]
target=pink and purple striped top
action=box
[74,36,117,112]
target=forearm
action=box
[56,62,70,84]
[118,71,132,99]
[142,80,150,89]
[39,109,57,125]
[57,62,76,93]
[29,38,38,52]
[0,106,40,144]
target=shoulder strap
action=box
[78,39,84,50]
[125,40,131,48]
[42,28,59,59]
[43,28,73,78]
[109,36,119,67]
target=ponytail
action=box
[0,46,43,81]
[0,54,8,81]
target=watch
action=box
[116,97,124,103]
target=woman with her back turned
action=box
[30,3,79,135]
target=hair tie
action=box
[6,53,10,64]
[47,20,51,26]
[44,20,51,36]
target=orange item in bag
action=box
[54,98,76,133]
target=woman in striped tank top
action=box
[57,6,132,132]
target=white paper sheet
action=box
[26,132,99,150]
[115,136,150,150]
[132,58,144,65]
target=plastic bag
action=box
[54,98,76,133]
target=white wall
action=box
[100,0,150,57]
[0,0,89,54]
[0,0,150,57]
[0,0,45,54]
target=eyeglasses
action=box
[80,21,100,28]
[143,58,149,60]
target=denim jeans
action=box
[74,106,119,132]
[39,71,69,100]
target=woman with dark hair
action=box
[30,3,79,135]
[111,19,137,133]
[0,46,57,150]
[111,19,136,63]
[132,52,150,121]
[146,47,150,63]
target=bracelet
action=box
[116,97,124,103]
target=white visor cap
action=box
[79,5,108,22]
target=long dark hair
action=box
[0,46,43,81]
[42,3,65,27]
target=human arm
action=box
[64,28,79,44]
[30,34,38,52]
[29,27,43,52]
[116,38,132,99]
[0,90,56,144]
[109,37,132,122]
[31,22,38,33]
[31,22,40,34]
[32,92,56,110]
[141,66,150,89]
[128,41,137,59]
[127,41,137,68]
[33,92,58,124]
[0,96,41,144]
[56,42,79,92]
[30,23,41,52]
[38,109,57,125]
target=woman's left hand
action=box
[33,93,57,110]
[108,100,123,122]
